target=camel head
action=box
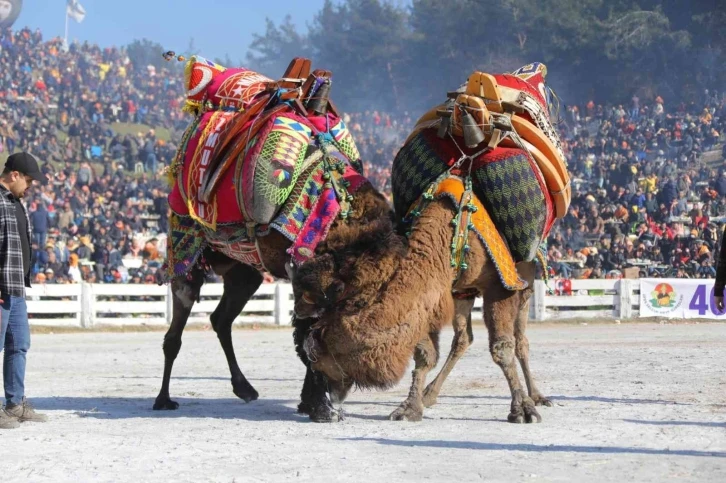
[290,253,349,319]
[288,183,416,389]
[290,183,403,318]
[291,222,414,390]
[294,201,476,391]
[290,216,406,318]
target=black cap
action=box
[5,152,47,185]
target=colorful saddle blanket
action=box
[166,155,366,278]
[407,62,570,220]
[393,62,568,288]
[393,127,554,265]
[165,57,365,279]
[168,110,359,229]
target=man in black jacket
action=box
[0,153,48,429]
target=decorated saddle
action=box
[393,62,570,290]
[166,56,365,279]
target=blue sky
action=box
[16,0,330,61]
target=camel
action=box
[153,56,397,422]
[154,183,394,423]
[292,63,567,422]
[293,201,551,422]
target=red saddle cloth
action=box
[168,109,346,229]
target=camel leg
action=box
[483,285,541,424]
[292,316,343,422]
[211,263,263,402]
[329,379,354,405]
[153,271,204,410]
[515,297,552,407]
[389,332,440,422]
[422,297,476,407]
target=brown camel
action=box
[154,182,395,423]
[293,199,552,423]
[293,63,566,423]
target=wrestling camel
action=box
[293,201,551,422]
[292,62,567,422]
[154,56,396,422]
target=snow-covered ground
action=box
[3,322,726,482]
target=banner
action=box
[67,0,85,23]
[640,278,726,319]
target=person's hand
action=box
[716,295,725,313]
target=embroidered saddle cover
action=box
[393,63,568,289]
[393,127,553,264]
[405,62,571,220]
[165,57,365,278]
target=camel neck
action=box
[360,203,455,321]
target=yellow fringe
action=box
[183,56,196,92]
[163,166,174,188]
[182,100,202,116]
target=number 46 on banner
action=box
[689,284,725,317]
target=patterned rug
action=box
[166,212,208,278]
[435,176,527,290]
[271,149,368,264]
[393,128,552,265]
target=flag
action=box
[66,0,86,23]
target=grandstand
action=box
[0,26,724,284]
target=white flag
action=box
[66,0,86,23]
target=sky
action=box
[14,0,330,61]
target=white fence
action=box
[26,283,294,328]
[471,279,639,322]
[26,279,643,328]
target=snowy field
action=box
[3,322,726,482]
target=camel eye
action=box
[332,280,345,294]
[324,280,345,303]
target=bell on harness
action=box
[306,79,332,115]
[460,108,485,148]
[436,110,451,139]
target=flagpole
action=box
[64,8,69,49]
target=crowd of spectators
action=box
[1,26,725,284]
[547,92,726,280]
[0,27,177,285]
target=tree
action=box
[126,38,167,72]
[246,16,312,76]
[240,0,726,109]
[307,0,409,111]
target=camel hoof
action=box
[508,397,541,423]
[507,413,525,424]
[422,387,439,408]
[389,404,424,422]
[532,395,553,407]
[309,405,344,423]
[297,401,313,415]
[523,397,542,423]
[153,397,179,410]
[527,412,542,423]
[232,384,259,403]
